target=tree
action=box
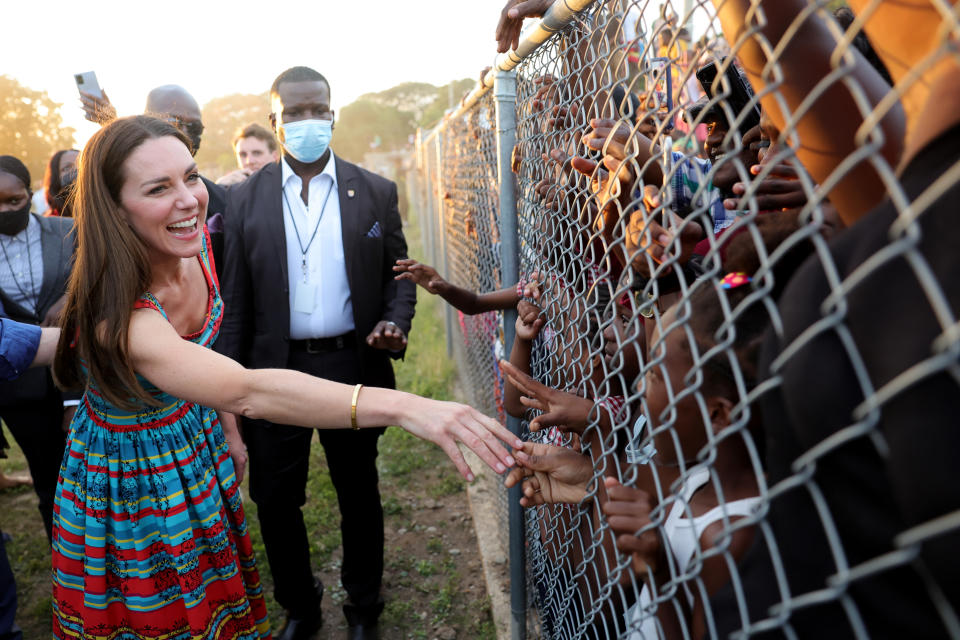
[331,100,416,164]
[417,78,475,129]
[194,92,272,178]
[0,76,75,188]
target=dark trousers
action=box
[0,533,20,640]
[245,345,388,625]
[0,378,66,542]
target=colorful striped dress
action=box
[51,232,271,640]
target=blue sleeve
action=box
[0,318,42,381]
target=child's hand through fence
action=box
[499,359,594,433]
[504,441,593,506]
[393,259,448,295]
[602,476,664,577]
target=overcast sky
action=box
[4,0,695,147]
[4,0,521,146]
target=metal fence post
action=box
[495,68,526,640]
[434,132,455,358]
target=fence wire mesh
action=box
[409,0,960,638]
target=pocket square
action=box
[365,221,382,238]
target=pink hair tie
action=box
[720,272,752,289]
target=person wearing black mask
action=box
[0,156,75,541]
[42,149,79,217]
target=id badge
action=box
[293,281,316,314]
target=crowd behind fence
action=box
[406,0,960,638]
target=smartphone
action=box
[74,71,103,99]
[695,59,760,135]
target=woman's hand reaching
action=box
[397,394,522,482]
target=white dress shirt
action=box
[0,215,44,316]
[281,155,355,339]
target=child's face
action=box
[603,300,644,382]
[642,306,710,465]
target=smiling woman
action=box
[48,115,521,639]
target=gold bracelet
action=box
[351,383,363,430]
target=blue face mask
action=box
[279,119,332,163]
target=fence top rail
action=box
[423,0,595,144]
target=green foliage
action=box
[383,495,405,515]
[194,92,272,178]
[430,574,459,618]
[356,78,476,130]
[330,78,475,163]
[418,79,476,130]
[330,100,415,164]
[0,75,76,188]
[189,79,475,175]
[430,473,465,498]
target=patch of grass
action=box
[429,473,464,498]
[426,537,443,554]
[387,549,413,572]
[382,495,404,516]
[415,559,437,576]
[382,598,417,637]
[30,595,52,619]
[470,600,498,639]
[378,429,434,477]
[441,556,458,574]
[430,574,460,620]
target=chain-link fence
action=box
[409,1,960,638]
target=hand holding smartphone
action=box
[74,71,103,100]
[75,71,116,125]
[694,59,761,135]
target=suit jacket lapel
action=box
[336,156,360,292]
[0,289,33,322]
[266,162,289,284]
[36,217,61,316]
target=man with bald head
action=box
[144,84,205,155]
[82,83,227,270]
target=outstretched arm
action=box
[0,319,59,379]
[709,0,904,224]
[33,327,60,369]
[128,309,520,481]
[394,259,520,315]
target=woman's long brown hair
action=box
[53,116,191,410]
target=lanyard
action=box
[0,223,38,316]
[282,177,336,282]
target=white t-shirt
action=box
[624,467,760,639]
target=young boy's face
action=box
[603,299,644,383]
[642,305,710,465]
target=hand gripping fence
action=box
[410,1,960,638]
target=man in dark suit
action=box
[0,155,75,542]
[217,66,416,640]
